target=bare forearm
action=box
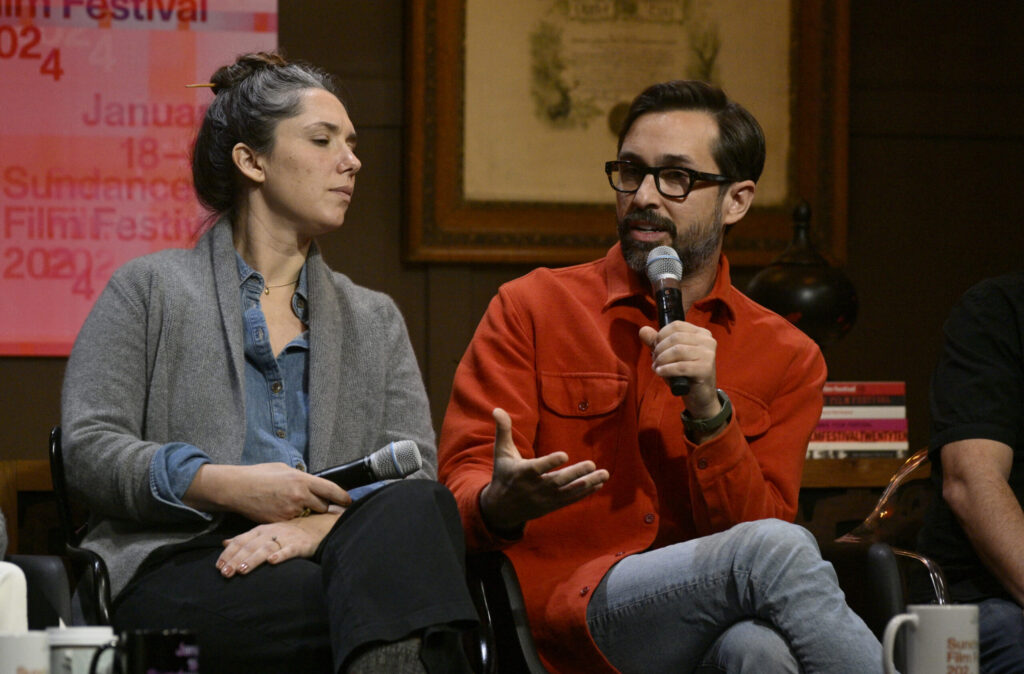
[947,473,1024,604]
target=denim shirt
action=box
[148,254,310,520]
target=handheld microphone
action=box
[646,246,690,396]
[314,440,423,490]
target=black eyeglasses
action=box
[604,160,734,199]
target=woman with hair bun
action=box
[61,51,476,673]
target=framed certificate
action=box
[405,0,848,265]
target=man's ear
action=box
[721,180,756,226]
[231,143,265,184]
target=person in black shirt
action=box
[918,271,1024,673]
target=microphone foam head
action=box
[370,440,423,480]
[646,246,683,283]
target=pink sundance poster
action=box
[0,0,277,355]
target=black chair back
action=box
[49,426,113,625]
[50,427,78,548]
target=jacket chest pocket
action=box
[726,388,772,439]
[539,372,628,417]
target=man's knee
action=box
[728,519,822,569]
[734,518,817,549]
[721,519,842,608]
[697,619,799,674]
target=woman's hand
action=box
[216,508,343,578]
[184,462,352,523]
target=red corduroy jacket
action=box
[439,245,826,673]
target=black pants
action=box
[113,480,478,673]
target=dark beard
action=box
[617,203,724,278]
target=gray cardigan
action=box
[61,219,436,597]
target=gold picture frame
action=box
[405,0,848,266]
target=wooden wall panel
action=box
[823,0,1024,447]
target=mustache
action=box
[622,210,677,233]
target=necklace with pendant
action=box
[263,279,299,295]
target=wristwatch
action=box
[681,389,733,437]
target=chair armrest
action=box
[65,544,112,626]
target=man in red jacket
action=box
[439,81,881,673]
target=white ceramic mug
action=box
[883,604,979,674]
[46,626,115,674]
[0,630,50,674]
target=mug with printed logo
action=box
[882,604,979,674]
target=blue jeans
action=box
[586,519,883,673]
[978,597,1024,673]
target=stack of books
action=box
[807,381,909,459]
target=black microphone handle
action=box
[315,455,376,490]
[654,286,691,396]
[655,286,685,324]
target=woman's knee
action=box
[333,480,464,555]
[368,479,455,510]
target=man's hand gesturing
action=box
[479,407,610,533]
